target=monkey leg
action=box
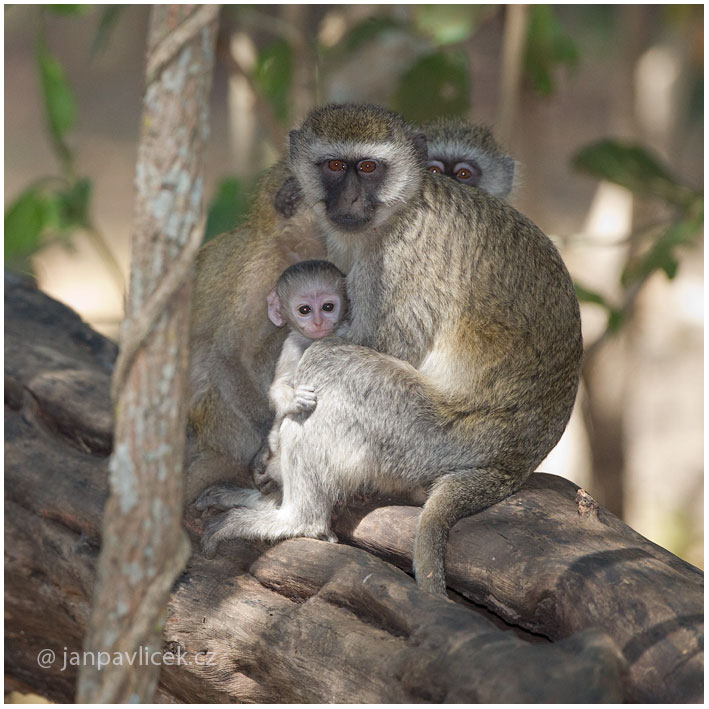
[201,504,337,558]
[195,485,281,512]
[413,468,522,595]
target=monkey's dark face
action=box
[320,158,388,231]
[427,159,482,187]
[288,104,428,238]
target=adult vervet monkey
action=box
[197,104,582,596]
[188,117,517,500]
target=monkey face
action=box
[427,159,483,186]
[320,158,388,231]
[290,291,344,340]
[288,104,428,236]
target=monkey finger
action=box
[255,473,279,495]
[294,385,317,412]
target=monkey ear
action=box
[267,290,286,327]
[499,156,517,199]
[411,132,428,162]
[289,130,301,160]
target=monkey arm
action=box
[270,334,317,417]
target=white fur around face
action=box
[293,137,423,209]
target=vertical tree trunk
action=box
[497,4,530,146]
[284,4,316,121]
[77,5,220,703]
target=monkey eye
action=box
[322,302,335,312]
[326,160,346,172]
[297,305,312,316]
[427,160,445,175]
[453,162,481,184]
[357,160,377,174]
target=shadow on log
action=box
[4,274,703,702]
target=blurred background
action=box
[5,5,704,567]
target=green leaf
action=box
[340,15,404,53]
[4,188,55,266]
[36,41,76,150]
[253,40,292,123]
[573,139,699,207]
[607,308,625,334]
[91,5,124,56]
[393,50,469,124]
[574,283,625,334]
[204,177,250,241]
[44,4,91,15]
[574,283,611,308]
[57,177,92,229]
[525,5,579,96]
[621,210,704,286]
[412,5,483,45]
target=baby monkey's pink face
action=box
[290,289,343,340]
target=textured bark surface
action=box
[4,275,702,703]
[76,6,220,703]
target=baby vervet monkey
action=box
[251,259,349,493]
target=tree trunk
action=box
[76,5,220,703]
[4,274,703,703]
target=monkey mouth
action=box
[309,329,333,339]
[329,214,371,231]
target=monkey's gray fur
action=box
[198,104,582,595]
[422,116,517,199]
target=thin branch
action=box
[146,4,222,84]
[109,214,205,403]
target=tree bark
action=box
[4,275,702,703]
[76,5,220,703]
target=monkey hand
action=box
[293,384,317,414]
[254,467,281,495]
[250,441,272,477]
[274,176,304,218]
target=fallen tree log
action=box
[4,274,702,702]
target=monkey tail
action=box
[413,467,523,595]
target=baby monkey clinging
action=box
[251,260,348,493]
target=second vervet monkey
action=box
[251,260,348,493]
[421,117,517,199]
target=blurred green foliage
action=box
[411,5,486,46]
[5,6,95,271]
[5,2,703,301]
[393,50,470,123]
[254,39,293,123]
[339,15,404,53]
[525,5,579,95]
[204,178,251,241]
[573,140,703,337]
